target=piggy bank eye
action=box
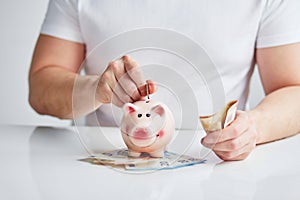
[146,113,151,117]
[137,114,142,118]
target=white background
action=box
[0,0,265,126]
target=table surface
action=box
[0,125,299,200]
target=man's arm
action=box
[250,43,300,144]
[29,34,89,119]
[201,43,300,160]
[29,35,156,119]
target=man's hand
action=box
[201,110,258,161]
[96,55,156,107]
[29,35,157,119]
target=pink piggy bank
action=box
[121,100,175,158]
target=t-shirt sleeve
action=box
[40,0,84,43]
[256,0,300,48]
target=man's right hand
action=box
[96,55,156,107]
[29,35,156,119]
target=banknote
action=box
[79,149,206,171]
[199,100,238,132]
[125,151,205,171]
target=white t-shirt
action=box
[41,0,300,128]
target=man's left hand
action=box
[201,110,258,161]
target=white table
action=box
[0,125,299,200]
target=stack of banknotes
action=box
[79,149,205,171]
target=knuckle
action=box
[108,61,115,68]
[231,126,240,137]
[230,139,240,150]
[101,72,111,81]
[213,132,222,143]
[122,55,130,62]
[205,142,214,149]
[224,151,234,159]
[201,138,211,148]
[108,61,120,71]
[217,152,233,161]
[109,60,117,66]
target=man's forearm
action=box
[248,86,300,144]
[29,66,101,119]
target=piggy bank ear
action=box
[151,104,165,116]
[123,103,138,115]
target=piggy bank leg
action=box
[128,150,141,158]
[149,149,165,158]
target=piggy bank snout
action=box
[132,127,153,139]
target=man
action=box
[29,0,300,160]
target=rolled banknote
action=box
[199,100,238,132]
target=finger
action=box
[101,66,117,89]
[122,55,145,87]
[111,90,126,107]
[206,127,254,151]
[96,80,113,104]
[213,138,256,161]
[214,142,252,159]
[107,59,141,101]
[101,72,129,107]
[138,80,157,97]
[201,137,216,149]
[107,59,125,81]
[201,129,223,145]
[117,73,141,101]
[219,111,250,142]
[113,82,134,103]
[215,146,253,161]
[97,68,118,104]
[203,111,249,144]
[97,75,124,107]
